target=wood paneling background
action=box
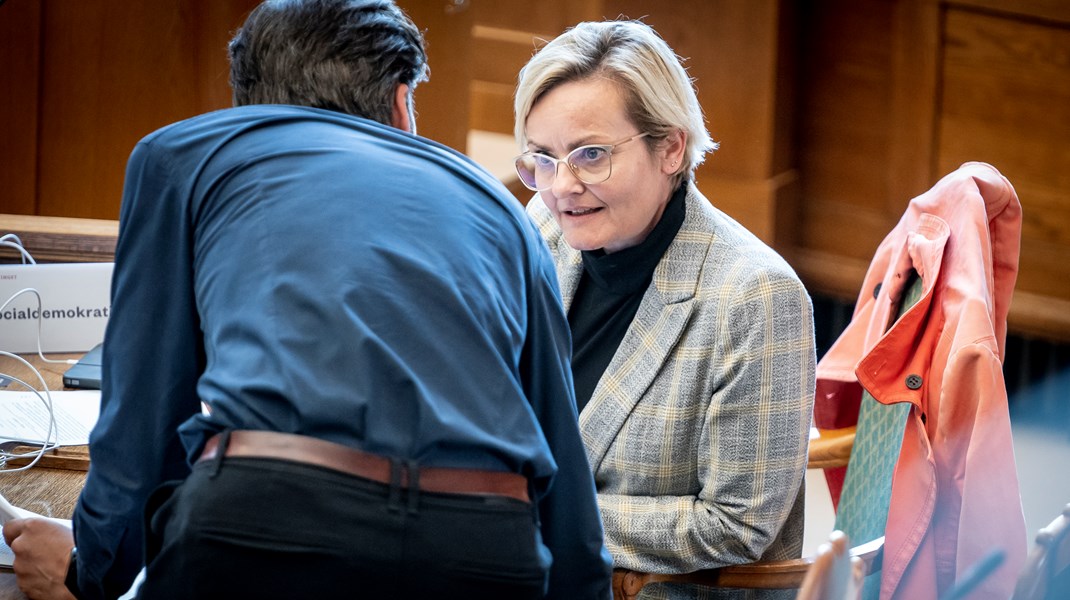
[0,0,260,220]
[0,0,42,217]
[790,0,1070,340]
[2,0,1068,340]
[936,6,1070,337]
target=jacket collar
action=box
[854,216,948,411]
[567,184,709,471]
[553,183,706,310]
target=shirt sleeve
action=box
[597,268,815,571]
[71,138,204,600]
[936,340,1026,598]
[519,236,613,600]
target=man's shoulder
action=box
[142,106,482,177]
[134,105,484,184]
[141,105,376,146]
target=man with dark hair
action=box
[2,1,612,599]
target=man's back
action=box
[5,2,611,598]
[124,104,552,472]
[75,104,610,599]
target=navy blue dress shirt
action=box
[73,105,611,599]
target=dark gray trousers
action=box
[136,455,548,599]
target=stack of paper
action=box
[0,390,101,447]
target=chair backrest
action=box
[1013,503,1070,600]
[798,530,865,600]
[833,268,925,600]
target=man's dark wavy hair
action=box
[229,0,428,125]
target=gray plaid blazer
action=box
[528,184,815,575]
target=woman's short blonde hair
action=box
[514,20,717,187]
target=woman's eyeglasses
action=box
[513,133,649,192]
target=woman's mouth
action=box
[564,207,601,216]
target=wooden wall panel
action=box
[192,2,264,110]
[888,0,941,209]
[34,1,257,220]
[795,0,899,268]
[793,0,1070,340]
[610,0,797,245]
[468,26,544,135]
[396,0,473,152]
[938,6,1070,337]
[0,1,42,216]
[466,0,610,138]
[949,0,1070,23]
[473,1,605,36]
[624,1,776,181]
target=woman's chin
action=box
[562,233,603,253]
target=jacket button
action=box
[905,374,923,390]
[873,282,882,299]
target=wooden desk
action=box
[0,353,90,600]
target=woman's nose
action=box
[550,162,585,196]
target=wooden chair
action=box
[1013,503,1070,600]
[823,274,926,600]
[611,271,924,600]
[612,537,881,600]
[797,530,864,600]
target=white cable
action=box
[0,279,63,473]
[0,234,36,264]
[0,241,36,265]
[0,238,72,364]
[0,351,60,473]
[0,288,78,365]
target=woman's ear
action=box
[659,129,687,176]
[391,84,414,133]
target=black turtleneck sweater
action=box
[568,183,687,412]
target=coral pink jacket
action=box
[814,162,1027,599]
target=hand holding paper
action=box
[2,517,76,600]
[0,490,73,572]
[0,491,35,525]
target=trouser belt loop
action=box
[209,429,232,479]
[387,458,403,513]
[529,480,541,528]
[406,459,420,516]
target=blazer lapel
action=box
[552,243,584,312]
[579,185,710,472]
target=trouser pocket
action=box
[142,479,183,566]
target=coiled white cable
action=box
[0,236,63,472]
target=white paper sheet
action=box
[0,390,101,446]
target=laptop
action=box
[62,342,103,390]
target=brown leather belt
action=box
[198,430,529,503]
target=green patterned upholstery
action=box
[834,269,924,600]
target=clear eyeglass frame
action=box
[513,132,650,192]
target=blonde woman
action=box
[515,20,815,598]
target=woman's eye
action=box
[532,154,555,169]
[577,147,607,162]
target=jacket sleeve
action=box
[520,236,612,600]
[936,339,1026,598]
[598,268,816,571]
[71,138,204,600]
